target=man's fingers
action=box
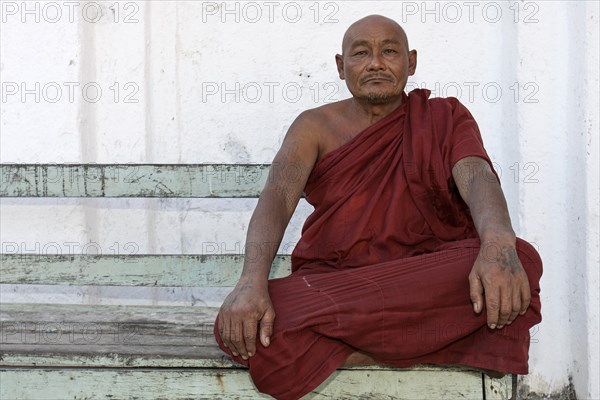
[243,320,258,358]
[260,307,276,347]
[520,277,531,315]
[229,321,246,358]
[507,285,521,325]
[484,286,500,329]
[469,274,484,314]
[216,286,275,361]
[497,286,512,328]
[221,317,239,356]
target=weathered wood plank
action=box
[0,353,234,369]
[0,368,487,400]
[0,254,291,286]
[0,303,221,360]
[0,164,270,198]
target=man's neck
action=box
[349,94,406,125]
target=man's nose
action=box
[367,53,386,71]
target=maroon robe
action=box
[214,89,542,399]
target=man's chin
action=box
[365,92,399,105]
[347,86,404,105]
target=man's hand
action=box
[469,241,531,329]
[218,279,276,360]
[452,157,531,329]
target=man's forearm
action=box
[466,166,516,246]
[453,157,516,246]
[238,190,294,284]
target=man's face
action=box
[336,19,417,105]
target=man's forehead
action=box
[347,38,404,48]
[342,15,408,52]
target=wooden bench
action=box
[0,164,516,399]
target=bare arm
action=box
[218,112,320,360]
[238,121,318,282]
[452,156,531,329]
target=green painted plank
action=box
[0,164,270,198]
[0,368,488,400]
[0,254,291,286]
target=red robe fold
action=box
[214,89,542,400]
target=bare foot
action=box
[343,352,378,367]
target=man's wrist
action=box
[479,228,516,248]
[477,228,518,266]
[238,272,269,289]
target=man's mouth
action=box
[362,76,393,84]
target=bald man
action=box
[214,15,542,399]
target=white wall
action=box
[1,1,598,398]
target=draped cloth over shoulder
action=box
[292,88,500,271]
[214,89,542,400]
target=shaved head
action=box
[341,15,409,55]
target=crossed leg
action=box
[214,238,541,399]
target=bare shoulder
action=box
[274,102,341,171]
[285,100,351,159]
[290,100,349,132]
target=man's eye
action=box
[354,51,367,56]
[384,49,398,54]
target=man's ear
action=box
[408,49,417,76]
[335,54,345,80]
